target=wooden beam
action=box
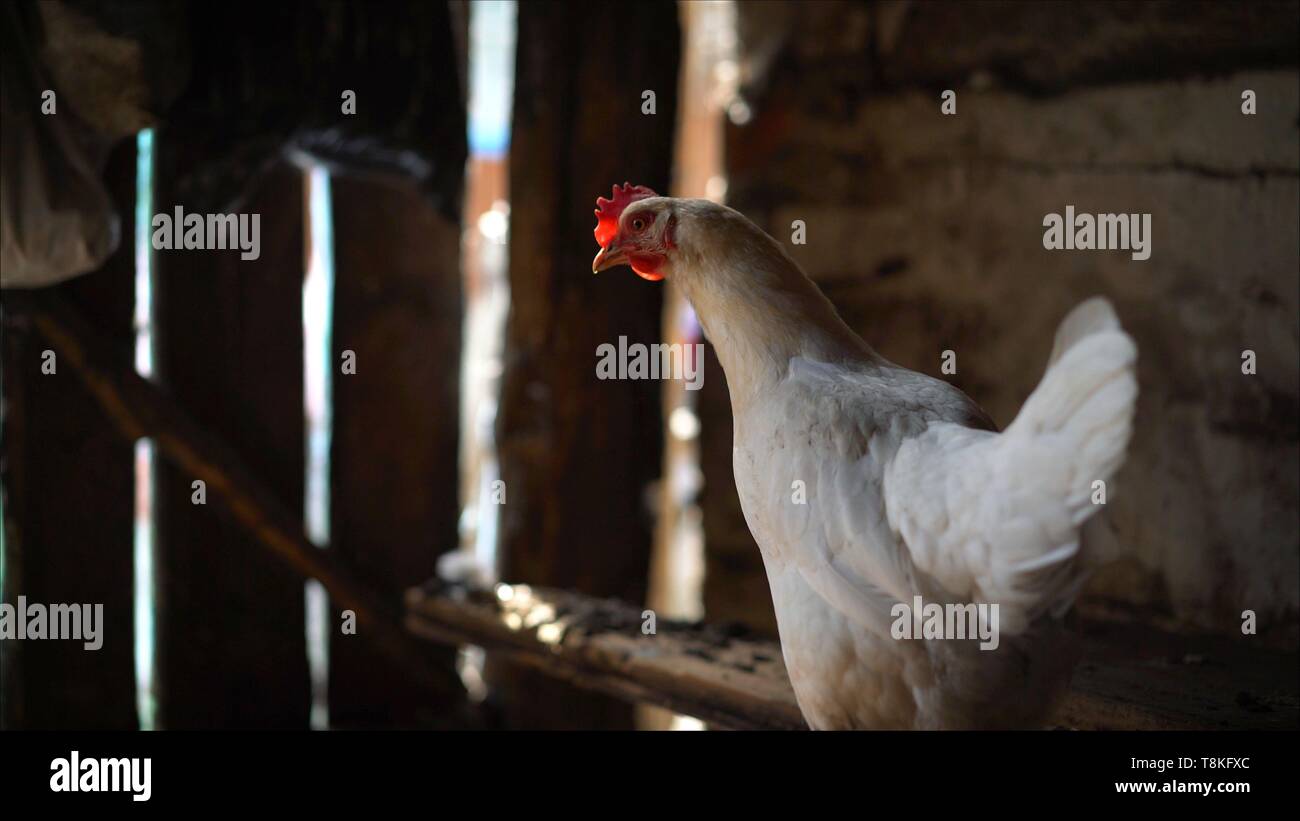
[328,177,465,727]
[407,579,806,731]
[0,141,138,729]
[5,290,463,710]
[493,0,681,732]
[150,154,309,728]
[406,580,1299,731]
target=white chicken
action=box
[593,184,1138,729]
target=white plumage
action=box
[597,196,1139,729]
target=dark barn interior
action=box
[0,0,1297,732]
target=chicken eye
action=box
[631,217,647,232]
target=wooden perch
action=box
[405,579,1299,731]
[405,579,807,730]
[4,291,462,698]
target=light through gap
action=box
[640,0,738,731]
[303,166,334,730]
[453,0,517,702]
[133,128,157,730]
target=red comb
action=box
[594,182,658,248]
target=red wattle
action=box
[630,252,665,281]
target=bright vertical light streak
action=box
[303,166,334,730]
[468,0,517,158]
[462,0,516,578]
[452,0,516,700]
[133,128,157,730]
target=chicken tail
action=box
[1045,295,1124,366]
[993,297,1138,624]
[1009,297,1137,512]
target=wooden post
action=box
[327,177,466,727]
[0,141,139,729]
[491,0,680,729]
[6,288,464,702]
[151,150,310,728]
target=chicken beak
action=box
[592,243,629,274]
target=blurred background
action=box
[1,0,1296,730]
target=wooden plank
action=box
[0,140,138,729]
[491,0,681,730]
[328,177,465,727]
[6,289,463,703]
[406,579,1299,731]
[1061,612,1300,731]
[150,151,310,728]
[408,579,805,731]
